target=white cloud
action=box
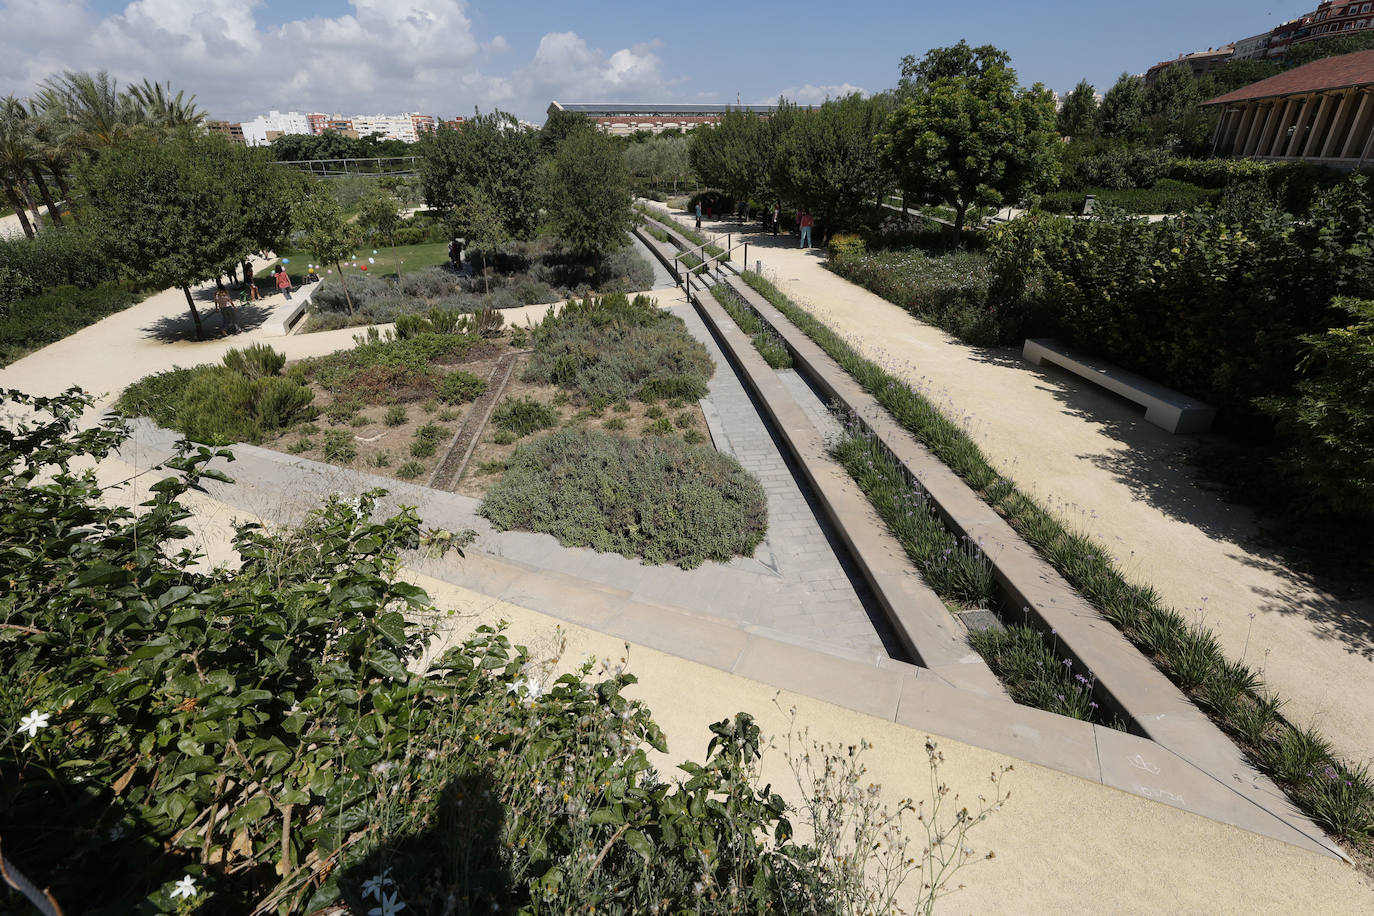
[0,1,672,123]
[520,33,668,102]
[763,83,867,105]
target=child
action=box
[275,265,293,300]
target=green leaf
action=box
[624,828,652,862]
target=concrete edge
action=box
[632,208,1346,860]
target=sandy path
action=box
[647,204,1374,765]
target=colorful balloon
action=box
[368,257,375,264]
[360,264,368,271]
[281,258,289,264]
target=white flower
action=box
[17,710,50,737]
[368,890,407,915]
[362,869,395,901]
[170,875,197,900]
[507,676,542,701]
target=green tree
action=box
[358,187,404,277]
[1285,29,1374,68]
[1098,72,1146,138]
[0,97,43,236]
[771,94,890,239]
[1144,64,1201,124]
[898,40,1011,90]
[688,107,772,205]
[77,135,241,338]
[539,107,594,155]
[449,187,507,293]
[876,47,1059,238]
[550,128,632,273]
[1056,80,1099,138]
[416,111,539,239]
[297,192,361,314]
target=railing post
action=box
[743,243,748,273]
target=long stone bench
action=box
[1022,338,1216,434]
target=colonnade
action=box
[1212,87,1374,165]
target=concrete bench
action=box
[1022,338,1216,434]
[260,284,316,336]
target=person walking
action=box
[242,259,260,300]
[695,201,702,229]
[213,280,238,334]
[274,264,293,300]
[771,203,780,235]
[798,211,814,249]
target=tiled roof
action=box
[1204,49,1374,105]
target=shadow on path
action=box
[141,292,280,342]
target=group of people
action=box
[691,200,815,249]
[212,262,295,335]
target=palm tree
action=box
[3,98,65,228]
[128,79,207,130]
[38,70,144,148]
[26,102,78,208]
[0,98,43,236]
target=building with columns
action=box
[1204,49,1374,166]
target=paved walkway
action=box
[649,203,1374,763]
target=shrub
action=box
[492,396,559,438]
[384,404,408,426]
[827,233,866,260]
[523,293,713,403]
[323,428,357,463]
[371,450,392,467]
[394,313,434,339]
[492,429,516,445]
[114,366,198,429]
[481,426,767,568]
[1034,181,1217,215]
[683,428,707,445]
[303,332,473,397]
[675,411,696,429]
[438,370,487,405]
[410,439,436,458]
[1261,298,1374,521]
[645,405,665,419]
[0,390,1006,913]
[221,343,286,379]
[413,422,449,444]
[603,416,626,431]
[253,375,317,430]
[826,248,1008,346]
[396,459,425,479]
[0,224,122,304]
[644,417,674,435]
[0,283,139,367]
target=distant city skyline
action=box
[0,1,1328,125]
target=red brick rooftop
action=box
[1204,49,1374,106]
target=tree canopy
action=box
[549,128,632,269]
[1057,80,1100,138]
[877,46,1059,237]
[78,134,280,337]
[417,111,539,240]
[771,95,890,239]
[1098,73,1147,138]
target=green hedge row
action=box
[0,283,138,367]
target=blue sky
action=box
[2,1,1307,122]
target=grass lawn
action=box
[256,241,451,283]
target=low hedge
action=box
[0,283,138,367]
[1035,180,1218,215]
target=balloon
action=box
[372,249,378,255]
[368,257,375,264]
[360,264,368,271]
[281,258,289,264]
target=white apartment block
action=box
[350,113,424,143]
[240,110,312,146]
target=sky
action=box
[0,1,1312,124]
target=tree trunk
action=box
[182,285,204,340]
[28,166,63,228]
[18,179,41,232]
[481,253,489,294]
[335,260,354,314]
[2,180,35,238]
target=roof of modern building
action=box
[1204,48,1374,105]
[548,101,783,116]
